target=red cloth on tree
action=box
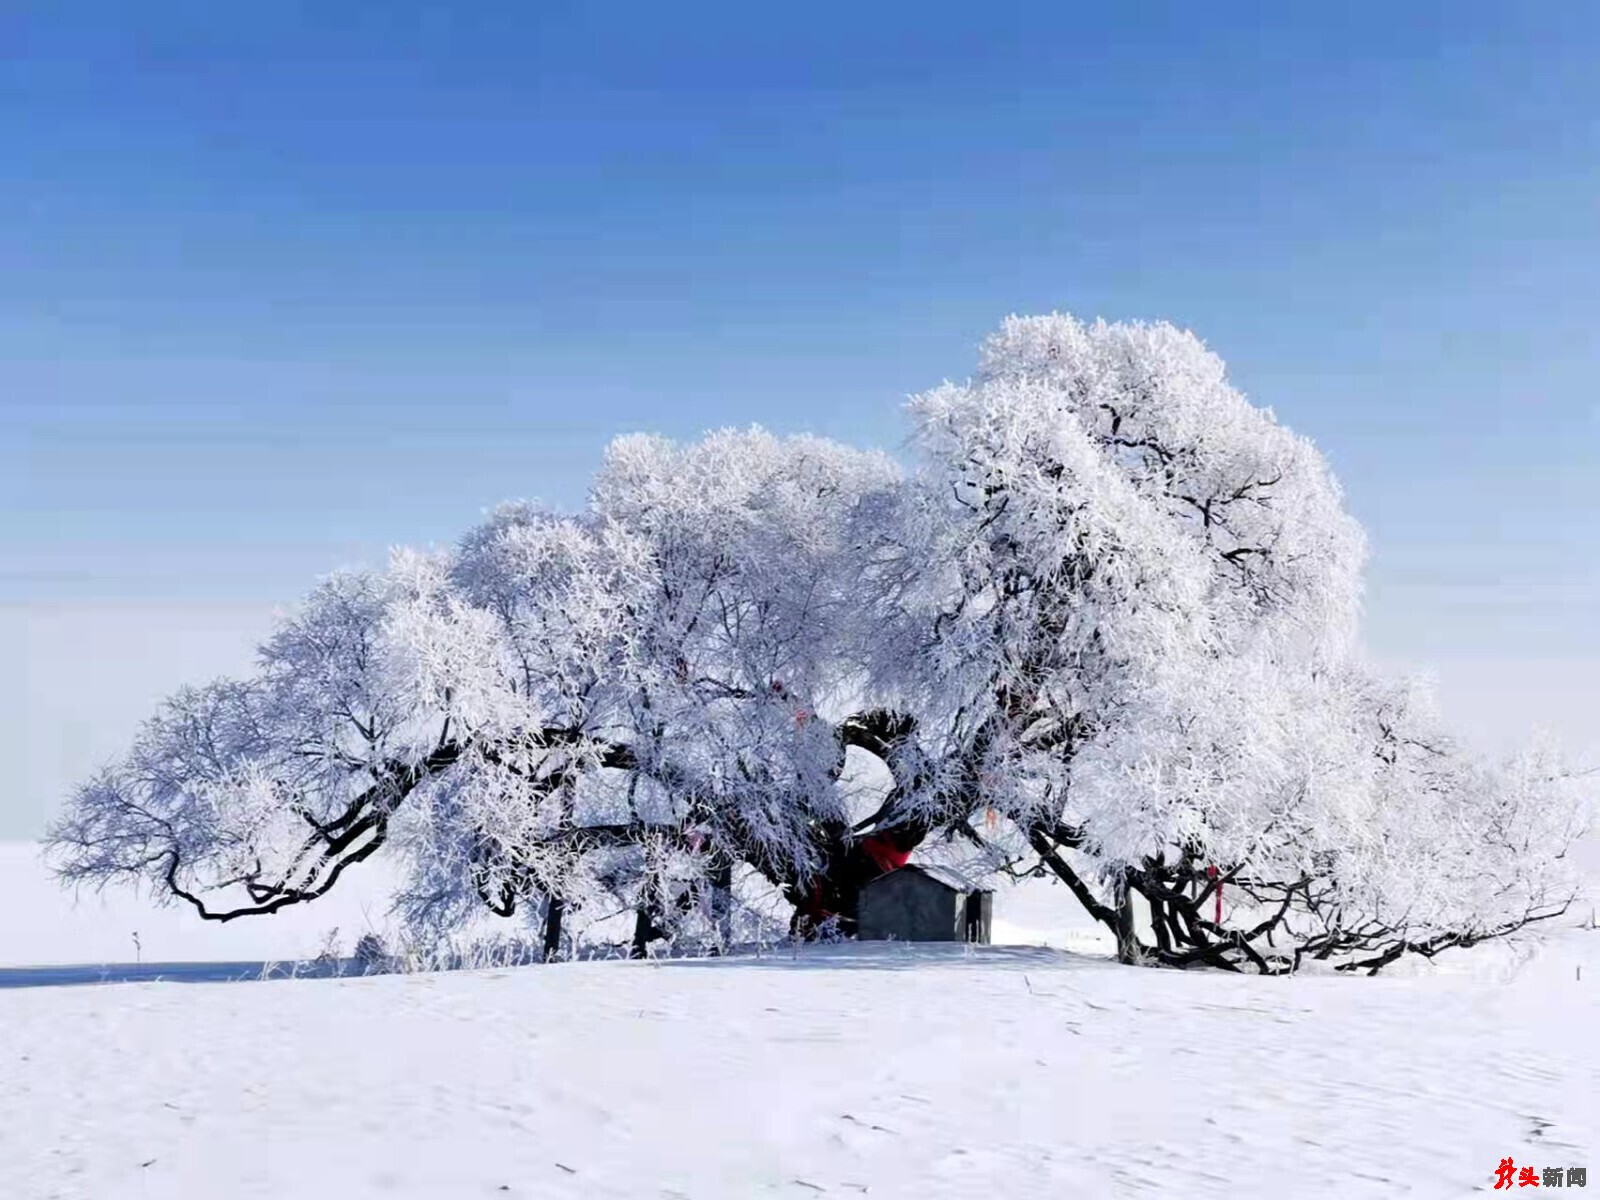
[861,833,912,876]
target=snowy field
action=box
[2,840,1595,1199]
[0,840,405,972]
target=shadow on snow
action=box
[0,958,369,989]
[0,942,1113,990]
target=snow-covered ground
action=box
[1,841,1595,1199]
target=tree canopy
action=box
[48,314,1589,973]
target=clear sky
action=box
[4,2,1598,837]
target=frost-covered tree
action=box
[855,315,1581,969]
[48,314,1589,972]
[50,429,911,957]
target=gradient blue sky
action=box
[4,2,1598,836]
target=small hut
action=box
[857,864,993,944]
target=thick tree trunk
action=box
[781,707,930,938]
[1148,892,1171,955]
[1114,873,1140,965]
[630,906,657,960]
[542,895,565,962]
[707,859,734,954]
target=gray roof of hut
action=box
[872,863,991,893]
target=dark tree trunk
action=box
[1114,873,1139,965]
[630,906,656,960]
[542,895,565,962]
[631,872,672,961]
[1148,892,1171,955]
[777,707,933,939]
[707,858,734,954]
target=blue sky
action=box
[4,2,1598,835]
